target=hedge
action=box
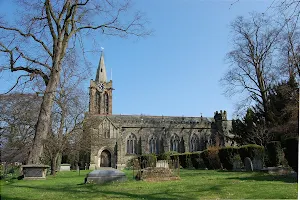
[170,152,197,169]
[266,141,283,167]
[157,151,177,160]
[218,147,239,170]
[200,147,221,169]
[284,138,298,172]
[169,144,264,170]
[238,144,264,162]
[190,152,203,169]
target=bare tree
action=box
[43,50,89,175]
[277,10,300,79]
[0,0,150,164]
[0,93,41,163]
[221,13,281,120]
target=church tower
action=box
[89,52,113,115]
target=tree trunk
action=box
[51,153,59,176]
[56,153,62,170]
[27,64,61,164]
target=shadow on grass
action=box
[1,194,27,200]
[226,174,298,183]
[2,181,223,200]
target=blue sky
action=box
[0,0,271,119]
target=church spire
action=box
[95,51,107,83]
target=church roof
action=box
[95,52,107,83]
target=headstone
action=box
[60,164,70,171]
[22,165,49,180]
[244,157,253,171]
[252,157,263,170]
[85,167,127,184]
[233,160,242,171]
[156,160,169,169]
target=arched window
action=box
[190,134,199,152]
[95,92,101,114]
[104,92,109,114]
[126,133,137,154]
[170,134,179,152]
[103,120,110,138]
[149,135,157,154]
[199,136,206,151]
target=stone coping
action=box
[60,163,71,166]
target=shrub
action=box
[232,154,243,170]
[170,153,194,169]
[284,138,298,172]
[201,147,221,169]
[238,144,264,162]
[218,147,239,170]
[190,152,203,169]
[178,153,192,169]
[157,151,177,160]
[266,141,283,167]
[200,150,211,169]
[140,154,157,168]
[125,157,136,169]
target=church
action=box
[84,53,232,170]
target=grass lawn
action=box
[0,169,297,200]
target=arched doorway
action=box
[100,150,111,167]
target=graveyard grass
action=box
[0,169,297,200]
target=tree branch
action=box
[0,25,53,57]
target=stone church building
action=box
[84,53,232,170]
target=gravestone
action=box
[233,160,242,171]
[85,167,127,184]
[156,160,169,169]
[22,164,49,180]
[60,164,71,171]
[244,157,253,171]
[252,157,263,170]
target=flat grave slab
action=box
[22,164,49,180]
[85,167,127,184]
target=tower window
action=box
[95,92,101,114]
[126,133,137,154]
[104,92,109,114]
[101,69,103,72]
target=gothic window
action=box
[149,135,157,154]
[104,123,110,138]
[104,92,109,114]
[126,133,137,154]
[199,136,206,151]
[156,137,160,154]
[170,134,179,152]
[190,134,199,152]
[101,121,110,138]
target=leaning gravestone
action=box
[244,157,253,171]
[85,167,127,184]
[252,156,263,171]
